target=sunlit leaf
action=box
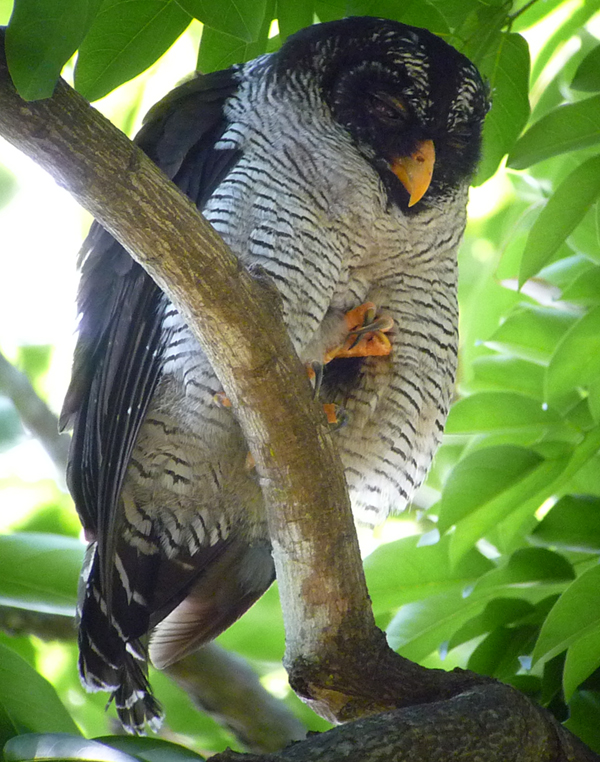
[485,305,577,365]
[519,155,600,285]
[0,533,82,615]
[546,305,600,401]
[0,647,79,753]
[5,0,103,99]
[534,565,600,665]
[508,95,600,169]
[531,495,600,553]
[468,356,545,399]
[572,43,600,92]
[74,0,191,101]
[438,445,543,532]
[364,534,492,613]
[178,0,267,41]
[0,163,18,209]
[475,33,530,184]
[4,734,136,762]
[561,263,600,306]
[445,391,564,436]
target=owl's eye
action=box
[368,92,406,122]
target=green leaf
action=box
[534,564,600,665]
[561,264,600,306]
[475,33,530,184]
[438,445,543,532]
[4,734,138,762]
[485,305,577,365]
[472,548,575,597]
[96,735,207,761]
[364,534,492,614]
[277,0,314,39]
[177,0,267,41]
[546,305,600,401]
[468,356,545,399]
[564,626,600,701]
[0,533,82,615]
[197,0,274,72]
[519,156,600,285]
[449,597,535,650]
[445,391,564,436]
[531,495,600,553]
[565,691,600,753]
[5,0,103,100]
[467,624,537,680]
[0,645,79,751]
[572,44,600,92]
[508,95,600,169]
[74,0,191,102]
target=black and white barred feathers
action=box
[61,16,489,732]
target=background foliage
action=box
[1,0,600,758]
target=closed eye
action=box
[368,91,406,122]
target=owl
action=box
[61,16,489,731]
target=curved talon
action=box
[322,402,348,429]
[325,302,394,363]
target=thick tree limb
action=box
[0,29,597,761]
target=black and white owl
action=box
[61,16,489,732]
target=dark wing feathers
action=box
[62,66,241,555]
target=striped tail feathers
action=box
[78,574,164,733]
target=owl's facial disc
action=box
[390,139,435,207]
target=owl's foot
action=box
[324,302,393,363]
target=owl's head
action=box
[276,17,490,209]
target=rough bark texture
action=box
[0,29,598,761]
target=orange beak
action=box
[390,139,435,207]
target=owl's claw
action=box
[324,302,394,363]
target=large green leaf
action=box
[177,0,267,41]
[519,155,600,285]
[572,43,600,92]
[0,533,82,615]
[74,0,191,101]
[438,445,543,532]
[5,0,103,99]
[531,495,600,553]
[485,305,577,365]
[467,356,544,399]
[197,0,274,72]
[0,645,79,752]
[467,624,538,680]
[448,597,535,650]
[445,391,565,437]
[508,95,600,169]
[364,534,492,614]
[565,691,600,755]
[546,305,600,401]
[475,33,530,184]
[534,564,600,665]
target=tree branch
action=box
[0,349,70,473]
[1,29,597,761]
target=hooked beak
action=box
[390,139,435,207]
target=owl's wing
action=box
[61,68,242,586]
